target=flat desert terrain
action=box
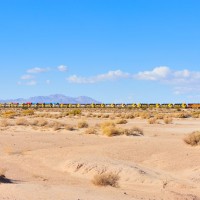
[0,108,200,200]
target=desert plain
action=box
[0,108,200,200]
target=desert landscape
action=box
[0,108,200,200]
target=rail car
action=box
[0,102,200,109]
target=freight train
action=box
[0,103,200,109]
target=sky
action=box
[0,0,200,103]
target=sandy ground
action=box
[0,117,200,200]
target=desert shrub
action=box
[174,112,190,118]
[69,109,82,115]
[37,119,48,127]
[155,114,164,120]
[102,114,109,118]
[123,127,143,136]
[0,119,11,127]
[29,119,39,126]
[164,117,173,124]
[16,118,29,126]
[65,124,76,131]
[85,127,97,135]
[52,122,63,131]
[77,121,89,128]
[102,126,122,137]
[116,119,128,124]
[1,111,17,119]
[22,109,34,116]
[184,131,200,146]
[148,117,157,124]
[100,121,115,129]
[92,173,119,187]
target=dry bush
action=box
[85,127,97,135]
[140,112,151,119]
[0,119,11,127]
[22,109,34,116]
[2,111,17,119]
[116,119,128,124]
[52,122,63,131]
[102,114,109,118]
[100,121,115,129]
[102,126,122,137]
[92,172,119,187]
[37,119,48,127]
[29,119,39,126]
[164,117,173,124]
[148,117,157,124]
[184,131,200,146]
[65,124,76,131]
[69,109,82,116]
[174,112,190,118]
[16,118,29,126]
[123,127,143,136]
[77,121,89,128]
[155,114,164,120]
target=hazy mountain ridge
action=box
[0,94,100,104]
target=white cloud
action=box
[21,74,34,80]
[27,67,50,74]
[136,66,171,81]
[26,80,37,86]
[57,65,67,72]
[67,70,130,83]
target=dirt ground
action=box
[0,109,200,200]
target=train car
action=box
[115,103,126,108]
[105,104,115,108]
[10,103,19,108]
[126,103,137,108]
[137,103,148,109]
[187,103,200,109]
[173,103,187,109]
[60,103,69,108]
[149,103,160,108]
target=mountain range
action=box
[0,94,100,104]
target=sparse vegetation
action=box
[184,131,200,146]
[16,118,29,126]
[116,119,128,124]
[123,127,143,136]
[92,172,119,187]
[164,117,173,124]
[85,127,97,134]
[78,121,89,128]
[148,117,157,124]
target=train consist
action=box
[0,102,200,109]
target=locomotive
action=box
[0,102,200,109]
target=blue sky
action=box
[0,0,200,103]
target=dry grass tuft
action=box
[37,119,48,127]
[148,117,157,124]
[184,131,200,146]
[102,126,122,137]
[123,127,144,136]
[0,119,11,127]
[163,117,173,124]
[77,121,89,128]
[16,118,29,126]
[22,109,35,116]
[65,124,76,131]
[116,119,128,124]
[2,111,17,119]
[85,127,97,135]
[92,172,119,187]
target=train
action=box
[0,102,200,109]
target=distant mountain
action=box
[0,94,100,104]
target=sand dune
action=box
[0,116,200,200]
